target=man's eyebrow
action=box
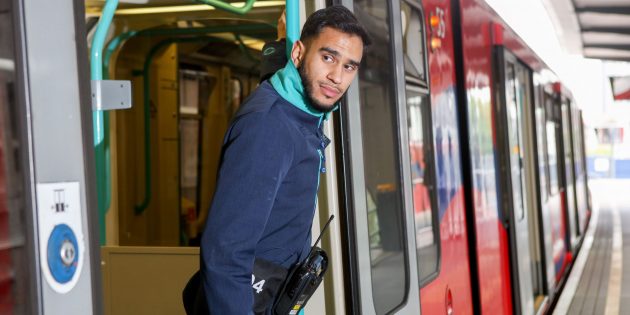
[319,46,339,56]
[319,46,361,67]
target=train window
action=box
[405,86,439,285]
[504,62,526,221]
[179,70,216,242]
[572,113,583,179]
[561,103,574,189]
[230,78,242,115]
[535,97,548,201]
[400,1,427,85]
[546,122,559,195]
[354,0,409,313]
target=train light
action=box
[430,15,441,29]
[431,37,442,50]
[429,7,446,51]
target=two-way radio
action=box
[273,215,335,315]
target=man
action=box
[259,10,287,83]
[198,5,370,314]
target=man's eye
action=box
[323,55,334,62]
[345,64,357,71]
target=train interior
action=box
[83,1,308,314]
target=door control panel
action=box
[36,182,85,293]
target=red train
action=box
[340,0,590,314]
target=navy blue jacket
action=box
[200,81,328,314]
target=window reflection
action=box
[505,63,526,221]
[354,0,407,313]
[408,93,431,240]
[406,87,439,283]
[535,105,548,200]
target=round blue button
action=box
[47,224,79,284]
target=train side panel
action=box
[419,1,474,313]
[456,0,514,313]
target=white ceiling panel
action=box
[583,32,630,45]
[574,0,630,7]
[578,12,630,28]
[584,47,630,59]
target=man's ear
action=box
[290,40,306,68]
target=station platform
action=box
[554,179,630,315]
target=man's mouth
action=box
[319,84,340,98]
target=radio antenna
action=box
[311,215,335,249]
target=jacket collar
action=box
[270,61,338,120]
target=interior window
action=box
[178,70,215,243]
[401,1,427,85]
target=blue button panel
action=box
[47,224,79,284]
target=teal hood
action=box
[270,61,337,119]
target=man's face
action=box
[293,27,364,112]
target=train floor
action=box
[553,179,630,315]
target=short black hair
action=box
[300,5,371,47]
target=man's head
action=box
[291,5,371,112]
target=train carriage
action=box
[0,0,592,314]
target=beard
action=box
[298,65,340,113]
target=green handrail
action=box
[135,35,247,215]
[103,31,138,77]
[195,0,256,15]
[103,24,274,80]
[286,0,299,58]
[91,0,119,245]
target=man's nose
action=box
[326,65,342,84]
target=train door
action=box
[494,48,539,315]
[4,0,102,313]
[529,81,555,309]
[336,0,440,313]
[544,91,571,279]
[520,71,550,314]
[577,111,591,213]
[88,2,351,314]
[559,98,580,247]
[178,67,221,244]
[571,108,588,233]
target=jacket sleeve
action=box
[200,111,294,314]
